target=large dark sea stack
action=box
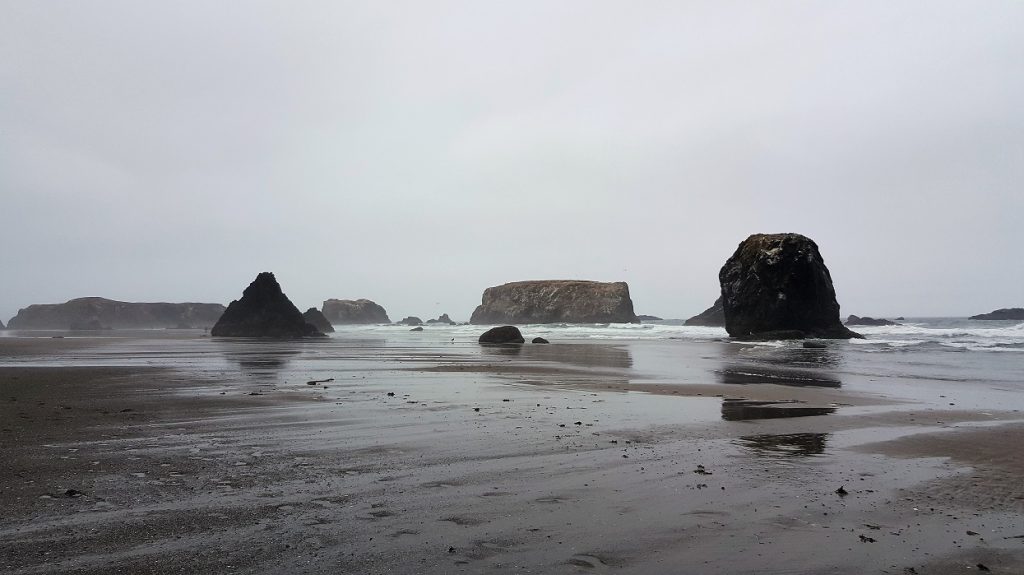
[211,273,323,338]
[6,298,225,330]
[719,234,861,340]
[684,296,725,327]
[321,299,390,324]
[479,325,525,344]
[969,308,1024,320]
[303,307,335,333]
[470,280,638,324]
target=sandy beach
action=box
[2,331,1023,574]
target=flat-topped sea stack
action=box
[6,298,225,330]
[321,299,390,324]
[969,308,1024,320]
[720,234,861,340]
[685,296,725,327]
[470,280,638,325]
[302,307,335,333]
[846,315,899,327]
[211,273,323,338]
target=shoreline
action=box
[2,335,1023,573]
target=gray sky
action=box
[2,1,1022,322]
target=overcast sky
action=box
[2,1,1022,323]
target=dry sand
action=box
[1,334,1023,574]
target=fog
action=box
[2,1,1022,322]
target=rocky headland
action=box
[302,308,335,333]
[969,308,1024,320]
[6,298,225,330]
[719,234,861,340]
[846,315,899,326]
[211,273,323,338]
[470,280,638,324]
[321,299,390,324]
[684,296,725,327]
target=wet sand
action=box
[2,334,1023,574]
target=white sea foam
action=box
[333,318,1024,352]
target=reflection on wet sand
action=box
[217,342,302,381]
[479,342,633,370]
[735,433,830,457]
[716,364,842,388]
[721,398,837,421]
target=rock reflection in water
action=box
[736,433,829,457]
[519,343,633,369]
[717,365,841,388]
[721,399,837,421]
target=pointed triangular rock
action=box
[212,273,324,337]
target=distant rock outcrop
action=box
[846,315,899,327]
[719,234,862,340]
[637,315,663,322]
[211,273,323,338]
[302,307,335,333]
[321,299,390,324]
[478,326,525,344]
[399,316,423,326]
[470,280,638,325]
[426,313,456,325]
[6,298,225,330]
[969,308,1024,320]
[685,296,725,327]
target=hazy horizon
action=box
[3,2,1022,323]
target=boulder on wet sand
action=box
[302,307,335,333]
[321,299,390,324]
[479,326,525,344]
[6,298,225,330]
[719,233,862,340]
[846,315,899,327]
[685,296,725,327]
[211,273,324,338]
[969,308,1024,320]
[470,280,638,324]
[532,337,550,344]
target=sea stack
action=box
[470,280,638,324]
[302,307,335,333]
[846,315,899,327]
[321,299,390,324]
[684,296,725,327]
[719,234,861,340]
[211,273,324,338]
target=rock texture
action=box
[321,299,390,324]
[719,234,861,340]
[684,297,726,327]
[426,313,456,325]
[0,318,4,329]
[302,307,335,333]
[6,298,225,330]
[69,319,111,331]
[478,326,525,344]
[969,308,1024,320]
[846,315,899,327]
[211,273,323,338]
[470,280,638,325]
